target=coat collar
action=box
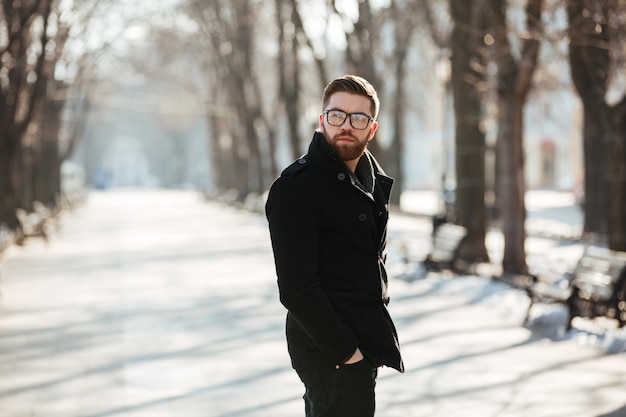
[308,131,394,200]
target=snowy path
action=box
[0,190,624,417]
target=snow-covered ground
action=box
[0,189,624,417]
[390,189,626,355]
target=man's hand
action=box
[344,347,364,364]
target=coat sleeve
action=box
[266,175,359,365]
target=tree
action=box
[31,14,70,208]
[448,0,491,266]
[184,0,274,199]
[0,0,105,232]
[567,0,626,251]
[275,0,329,161]
[490,0,543,274]
[1,0,57,228]
[385,0,422,206]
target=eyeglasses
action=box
[324,110,374,130]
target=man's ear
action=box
[319,114,324,130]
[367,121,379,141]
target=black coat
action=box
[265,131,404,373]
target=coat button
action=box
[337,172,346,181]
[297,158,307,165]
[358,213,367,222]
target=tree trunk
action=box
[608,98,626,250]
[579,100,611,238]
[491,0,542,274]
[0,132,21,229]
[450,0,490,265]
[276,0,302,161]
[0,0,56,226]
[387,0,419,206]
[568,0,626,251]
[496,86,527,273]
[390,60,406,207]
[567,0,613,242]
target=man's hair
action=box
[322,75,380,120]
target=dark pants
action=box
[296,360,378,417]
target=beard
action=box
[321,126,368,163]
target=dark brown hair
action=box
[322,75,380,119]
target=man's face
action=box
[319,92,378,165]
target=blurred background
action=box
[1,0,625,274]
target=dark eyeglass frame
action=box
[323,109,374,130]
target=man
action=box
[266,75,404,417]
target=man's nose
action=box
[340,116,353,129]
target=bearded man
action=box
[265,75,404,417]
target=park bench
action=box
[422,222,467,273]
[525,246,626,329]
[497,272,536,291]
[15,201,51,244]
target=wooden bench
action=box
[422,223,467,273]
[523,273,573,323]
[525,246,626,329]
[498,272,537,291]
[15,202,51,244]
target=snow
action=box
[389,189,626,356]
[0,188,624,417]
